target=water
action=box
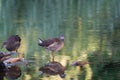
[0,0,120,80]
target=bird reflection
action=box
[39,61,65,78]
[0,60,22,80]
[5,65,21,80]
[71,61,89,68]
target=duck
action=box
[5,65,21,80]
[0,52,12,61]
[0,58,22,80]
[1,35,21,54]
[38,35,64,61]
[39,61,65,78]
[71,61,89,68]
[0,52,11,60]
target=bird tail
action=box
[38,38,43,45]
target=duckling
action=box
[38,35,64,61]
[39,61,65,78]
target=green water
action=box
[0,0,120,80]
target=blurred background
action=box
[0,0,120,80]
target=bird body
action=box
[2,35,21,52]
[38,35,64,52]
[39,61,65,78]
[0,52,13,61]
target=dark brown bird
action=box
[0,52,11,59]
[1,35,21,53]
[0,52,12,61]
[39,61,65,78]
[5,65,21,80]
[71,61,89,68]
[38,35,64,61]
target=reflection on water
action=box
[0,0,120,80]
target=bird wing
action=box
[45,67,58,73]
[43,38,59,46]
[47,42,57,48]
